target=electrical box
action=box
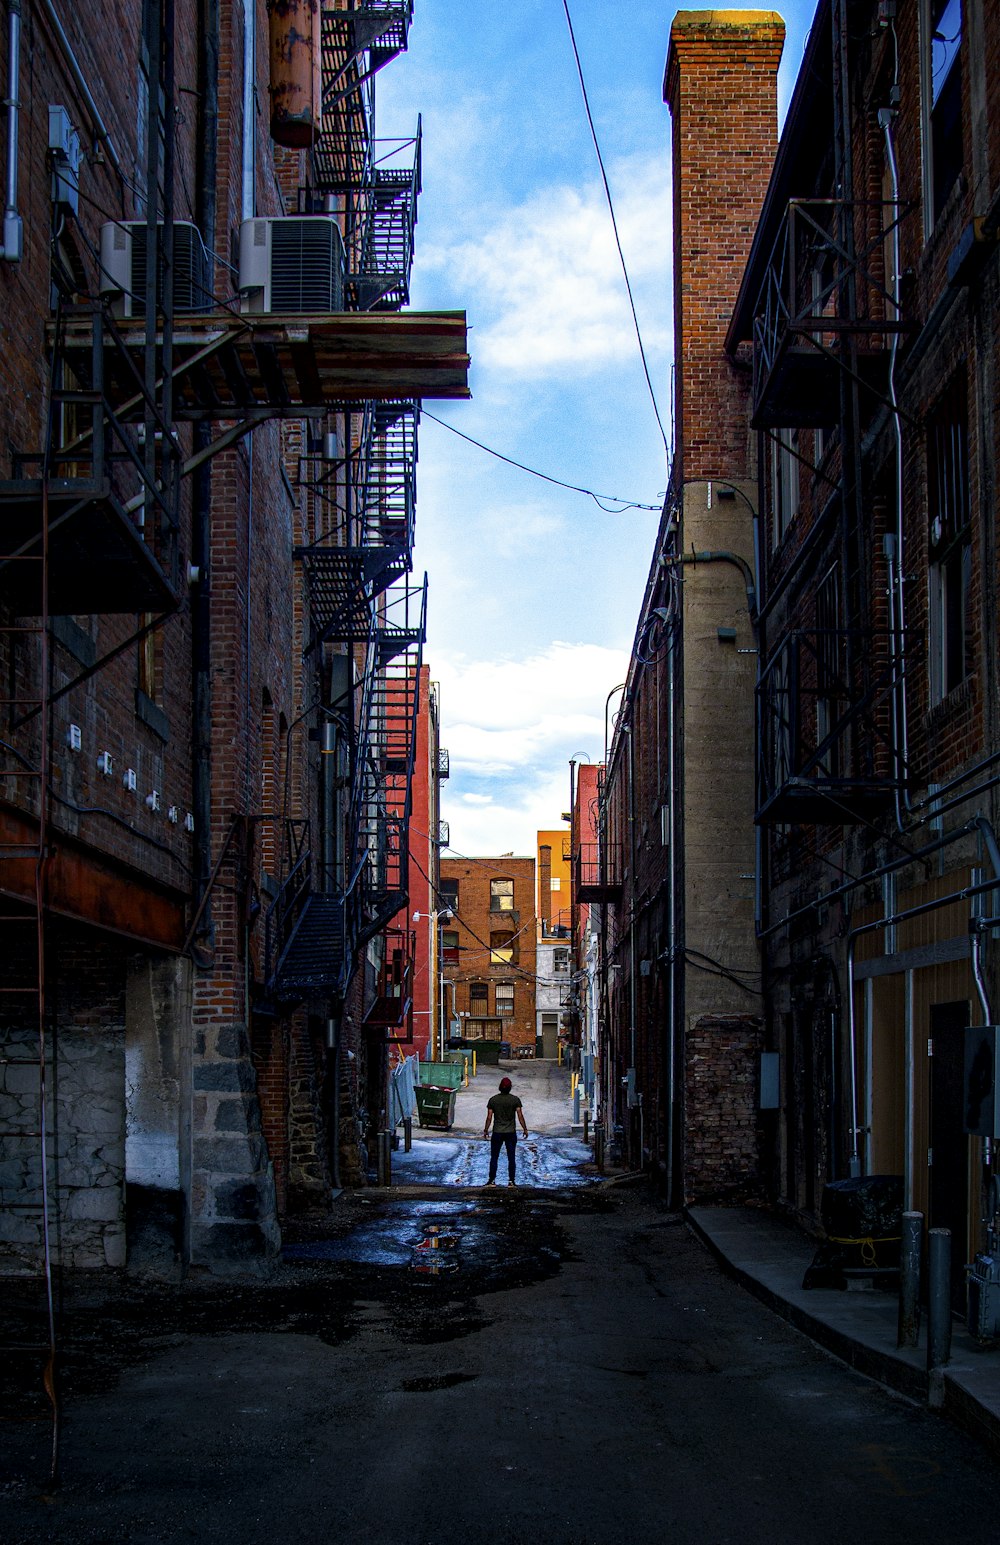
[760,1051,780,1109]
[49,105,82,214]
[967,1252,1000,1341]
[964,1025,1000,1137]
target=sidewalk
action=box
[687,1205,1000,1457]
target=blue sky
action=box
[378,1,820,856]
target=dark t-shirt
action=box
[487,1092,523,1134]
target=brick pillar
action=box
[664,12,784,1200]
[664,9,785,481]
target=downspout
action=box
[2,0,22,262]
[879,53,910,830]
[191,0,218,945]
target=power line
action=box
[421,411,659,513]
[560,0,671,463]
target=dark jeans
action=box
[489,1131,517,1182]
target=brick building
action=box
[0,0,467,1371]
[440,856,537,1056]
[586,11,782,1197]
[727,0,1000,1299]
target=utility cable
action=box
[421,411,658,513]
[560,0,671,463]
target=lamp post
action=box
[412,907,453,1061]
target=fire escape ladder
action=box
[755,627,919,825]
[349,122,422,312]
[319,1,414,117]
[751,198,916,430]
[345,578,426,951]
[297,400,418,647]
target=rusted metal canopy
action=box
[50,311,471,418]
[0,808,187,951]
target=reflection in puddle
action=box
[411,1223,460,1276]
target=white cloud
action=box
[418,154,672,379]
[437,640,628,854]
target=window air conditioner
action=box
[99,220,212,317]
[238,216,345,314]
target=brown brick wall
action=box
[441,857,537,1052]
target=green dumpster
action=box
[476,1040,502,1066]
[417,1060,463,1089]
[415,1084,458,1130]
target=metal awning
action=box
[49,311,470,418]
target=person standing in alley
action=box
[483,1075,529,1187]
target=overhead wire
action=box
[560,0,671,464]
[421,410,659,513]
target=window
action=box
[928,375,972,702]
[470,981,488,1013]
[490,877,514,912]
[439,878,459,912]
[771,429,800,546]
[490,932,515,967]
[441,930,460,966]
[495,982,515,1017]
[923,0,963,227]
[465,1017,501,1041]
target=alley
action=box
[6,1082,1000,1545]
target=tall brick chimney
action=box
[664,10,784,481]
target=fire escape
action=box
[263,0,425,1043]
[0,0,463,1449]
[751,195,918,825]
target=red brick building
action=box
[440,857,537,1057]
[729,0,1000,1297]
[0,0,467,1328]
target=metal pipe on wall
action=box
[1,0,22,261]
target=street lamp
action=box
[413,907,453,1061]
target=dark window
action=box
[928,373,972,701]
[495,982,515,1017]
[469,981,488,1013]
[439,878,459,912]
[928,0,963,222]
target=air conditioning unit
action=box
[99,220,211,317]
[238,216,345,314]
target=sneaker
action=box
[507,1180,517,1188]
[484,1180,496,1187]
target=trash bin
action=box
[803,1175,904,1289]
[414,1084,458,1130]
[477,1040,502,1065]
[499,1040,511,1060]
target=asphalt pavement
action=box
[6,1060,1000,1542]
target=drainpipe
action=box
[1,0,22,262]
[191,0,218,943]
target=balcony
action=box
[751,199,916,429]
[364,926,415,1042]
[756,628,912,826]
[575,842,622,903]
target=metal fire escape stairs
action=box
[263,1,421,1020]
